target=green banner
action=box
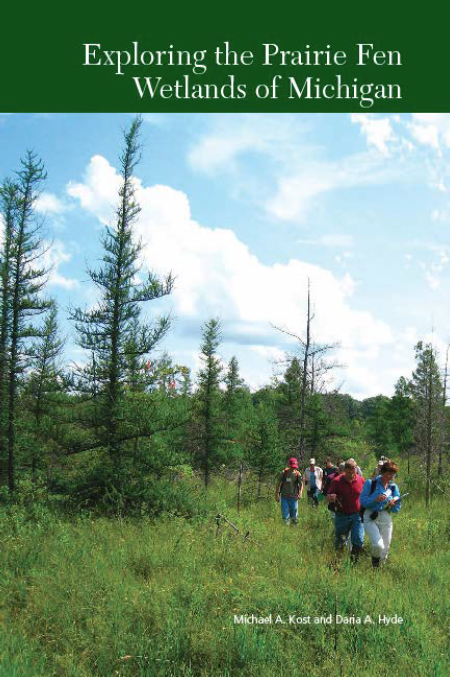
[2,1,449,112]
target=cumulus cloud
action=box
[67,154,398,397]
[67,155,121,224]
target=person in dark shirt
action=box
[324,457,338,479]
[275,457,303,525]
[323,462,345,496]
[326,459,365,561]
[322,457,338,493]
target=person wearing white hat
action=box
[303,458,323,507]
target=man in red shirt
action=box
[326,459,365,561]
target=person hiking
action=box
[323,457,338,487]
[323,462,345,497]
[371,456,388,478]
[360,460,401,567]
[326,459,365,562]
[303,458,323,507]
[348,457,362,476]
[275,457,303,525]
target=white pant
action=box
[363,509,393,560]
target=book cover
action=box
[0,2,448,676]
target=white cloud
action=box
[67,155,121,225]
[42,240,79,289]
[187,114,300,175]
[35,192,72,215]
[188,115,410,223]
[266,170,334,221]
[68,154,396,398]
[409,114,450,151]
[350,114,395,155]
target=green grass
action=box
[0,484,449,677]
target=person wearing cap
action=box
[303,458,323,507]
[275,457,303,525]
[360,460,401,567]
[326,459,365,562]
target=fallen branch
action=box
[215,513,257,544]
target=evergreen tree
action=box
[70,117,173,485]
[411,342,443,506]
[26,301,65,474]
[389,376,414,473]
[0,180,19,477]
[276,357,303,460]
[303,392,335,457]
[195,318,223,487]
[2,153,51,491]
[223,356,252,468]
[248,394,282,499]
[366,395,392,459]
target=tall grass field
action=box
[0,479,449,677]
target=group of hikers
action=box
[275,455,402,567]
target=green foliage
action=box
[411,342,444,506]
[0,485,448,677]
[70,117,173,472]
[365,395,393,457]
[194,318,224,486]
[0,152,51,492]
[389,376,415,468]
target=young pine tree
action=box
[366,395,393,459]
[389,376,414,474]
[196,318,223,487]
[70,117,173,485]
[223,356,253,468]
[411,342,444,507]
[276,357,303,461]
[250,396,282,499]
[0,180,19,478]
[1,153,51,492]
[26,301,65,475]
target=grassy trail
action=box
[0,489,449,677]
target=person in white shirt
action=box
[303,458,323,507]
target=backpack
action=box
[280,468,302,495]
[360,478,396,522]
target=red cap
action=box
[288,457,298,468]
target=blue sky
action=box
[1,112,450,399]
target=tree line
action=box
[0,118,447,512]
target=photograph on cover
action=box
[0,112,448,677]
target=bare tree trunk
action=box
[257,469,263,500]
[237,462,243,512]
[438,343,449,476]
[425,350,433,508]
[299,279,311,464]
